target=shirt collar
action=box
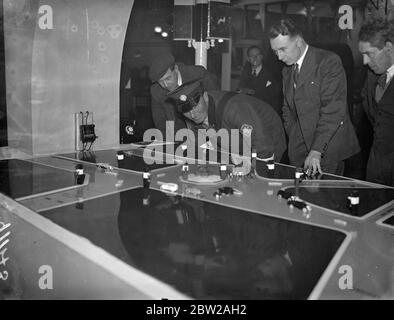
[252,64,262,75]
[386,64,394,83]
[295,44,309,70]
[177,68,183,87]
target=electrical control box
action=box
[75,111,98,151]
[80,124,97,143]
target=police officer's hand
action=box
[231,154,251,176]
[304,150,322,176]
[231,153,249,165]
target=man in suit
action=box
[238,46,283,115]
[149,52,218,137]
[358,19,394,186]
[269,19,360,176]
[167,79,287,163]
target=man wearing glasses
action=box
[269,19,359,176]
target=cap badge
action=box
[180,94,187,101]
[240,124,253,137]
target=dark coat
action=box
[361,68,394,186]
[150,63,218,135]
[239,62,283,116]
[362,69,394,155]
[282,46,360,166]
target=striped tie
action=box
[375,72,387,102]
[293,63,299,89]
[377,72,387,88]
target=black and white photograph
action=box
[0,0,393,305]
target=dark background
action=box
[0,1,7,147]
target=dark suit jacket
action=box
[282,46,360,165]
[362,69,394,154]
[239,62,283,116]
[150,63,218,136]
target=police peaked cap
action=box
[166,79,204,113]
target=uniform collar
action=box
[386,63,394,83]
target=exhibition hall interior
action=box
[0,0,393,300]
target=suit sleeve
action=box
[269,74,284,116]
[310,54,348,154]
[224,101,274,159]
[361,71,376,126]
[276,75,284,115]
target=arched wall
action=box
[4,0,134,155]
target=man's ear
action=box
[296,36,303,48]
[203,91,209,104]
[384,41,394,54]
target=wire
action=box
[86,141,94,151]
[80,111,85,125]
[80,111,96,152]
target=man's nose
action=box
[363,55,370,65]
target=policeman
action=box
[167,79,287,163]
[149,53,218,135]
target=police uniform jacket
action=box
[207,91,287,161]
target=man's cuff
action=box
[310,139,327,154]
[310,136,328,154]
[256,153,274,162]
